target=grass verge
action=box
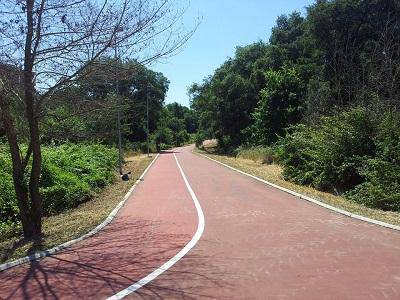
[195,149,400,227]
[0,154,154,263]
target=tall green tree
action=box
[248,66,305,145]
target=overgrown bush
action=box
[173,130,190,147]
[0,143,118,228]
[218,135,235,154]
[40,163,91,214]
[152,127,173,151]
[278,107,400,211]
[345,111,400,210]
[345,158,400,211]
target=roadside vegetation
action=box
[1,0,399,260]
[152,102,197,151]
[0,143,118,232]
[42,59,196,153]
[191,0,400,218]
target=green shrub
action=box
[218,135,235,154]
[153,127,173,150]
[0,169,19,225]
[247,66,305,145]
[278,106,400,211]
[0,143,118,228]
[279,108,375,192]
[174,130,190,146]
[346,111,400,210]
[42,143,118,190]
[346,158,400,211]
[40,163,91,214]
[129,142,156,154]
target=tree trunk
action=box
[25,87,42,237]
[22,0,42,237]
[0,94,38,237]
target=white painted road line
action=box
[198,152,400,232]
[107,152,205,300]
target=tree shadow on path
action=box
[0,219,235,300]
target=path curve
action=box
[107,153,205,299]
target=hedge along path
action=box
[0,153,160,272]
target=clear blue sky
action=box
[151,0,315,107]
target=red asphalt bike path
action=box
[1,146,400,299]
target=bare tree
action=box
[367,10,400,107]
[0,0,196,238]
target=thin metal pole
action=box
[146,86,150,157]
[115,39,123,174]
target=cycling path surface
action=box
[1,146,400,299]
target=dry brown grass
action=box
[196,149,400,227]
[0,155,153,263]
